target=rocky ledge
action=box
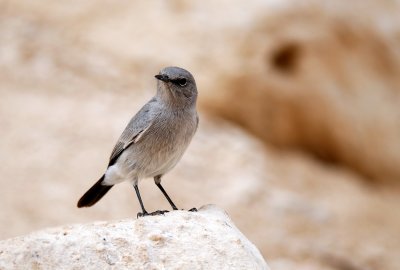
[0,205,269,270]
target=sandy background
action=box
[1,0,400,269]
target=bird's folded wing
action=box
[107,100,157,167]
[107,123,152,167]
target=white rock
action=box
[0,205,269,270]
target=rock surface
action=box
[0,205,269,270]
[202,0,400,183]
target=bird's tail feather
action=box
[77,175,113,208]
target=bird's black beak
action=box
[155,74,170,82]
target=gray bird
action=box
[77,66,198,217]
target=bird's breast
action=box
[126,109,197,178]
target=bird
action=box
[77,66,199,217]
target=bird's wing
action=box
[107,98,157,167]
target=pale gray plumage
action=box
[77,66,198,217]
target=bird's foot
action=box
[137,210,169,218]
[188,207,197,212]
[149,210,169,216]
[137,211,153,218]
[137,211,150,218]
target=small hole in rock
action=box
[270,43,301,74]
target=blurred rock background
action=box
[1,0,399,269]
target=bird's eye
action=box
[176,78,187,87]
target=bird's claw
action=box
[137,210,169,218]
[151,210,169,215]
[138,209,194,218]
[137,211,149,218]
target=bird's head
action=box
[155,66,197,108]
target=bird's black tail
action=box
[77,175,113,208]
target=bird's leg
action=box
[134,184,149,218]
[154,175,178,211]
